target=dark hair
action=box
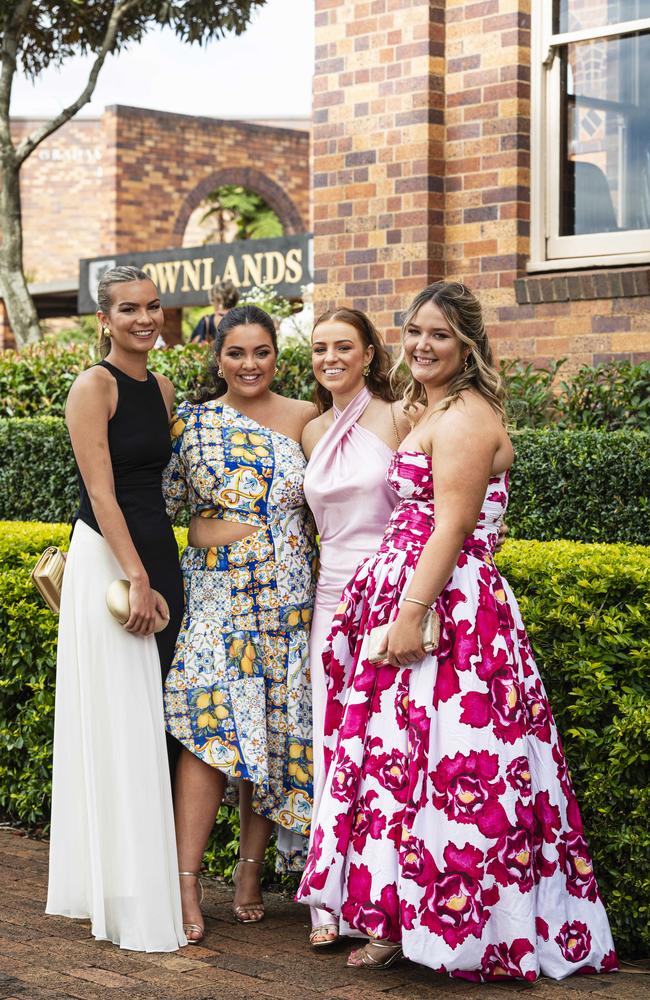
[96,265,153,359]
[192,304,278,402]
[311,308,397,414]
[210,278,240,310]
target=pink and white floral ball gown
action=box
[297,450,617,982]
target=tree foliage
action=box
[3,1,267,79]
[0,0,267,347]
[200,184,284,242]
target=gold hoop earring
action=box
[363,363,371,377]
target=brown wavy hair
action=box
[389,281,506,422]
[312,308,397,413]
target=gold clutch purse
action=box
[30,547,67,613]
[105,579,170,633]
[368,608,440,666]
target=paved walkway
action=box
[0,829,646,1000]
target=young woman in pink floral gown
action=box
[296,282,617,981]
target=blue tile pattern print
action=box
[163,401,317,871]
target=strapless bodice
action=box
[382,450,508,557]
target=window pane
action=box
[555,1,650,34]
[559,31,650,235]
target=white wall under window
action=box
[530,1,650,270]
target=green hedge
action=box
[502,358,650,431]
[508,429,649,543]
[1,420,647,544]
[2,341,648,431]
[1,521,647,956]
[0,339,313,419]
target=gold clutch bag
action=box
[368,608,440,666]
[30,547,67,613]
[105,579,170,633]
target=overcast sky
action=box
[11,0,314,120]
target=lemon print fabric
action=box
[162,400,317,873]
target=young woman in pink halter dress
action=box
[297,283,617,980]
[302,309,411,945]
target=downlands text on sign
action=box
[78,235,312,313]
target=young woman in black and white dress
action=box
[46,266,186,952]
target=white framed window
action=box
[530,1,650,271]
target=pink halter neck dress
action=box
[303,386,397,929]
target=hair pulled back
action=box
[390,281,506,422]
[96,265,153,358]
[192,304,278,402]
[312,307,397,414]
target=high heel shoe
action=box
[179,870,205,945]
[347,939,403,969]
[232,857,265,924]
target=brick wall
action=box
[312,0,650,367]
[12,118,111,286]
[312,0,446,339]
[107,106,310,254]
[11,106,310,286]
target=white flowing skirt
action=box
[46,520,186,952]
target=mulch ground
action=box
[0,828,647,1000]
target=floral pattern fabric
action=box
[297,451,617,980]
[163,401,317,871]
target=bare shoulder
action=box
[282,396,318,431]
[66,366,114,425]
[67,365,113,405]
[152,371,175,414]
[282,396,317,417]
[392,397,417,434]
[301,409,331,459]
[434,392,501,444]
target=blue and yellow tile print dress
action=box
[162,400,317,872]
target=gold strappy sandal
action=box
[179,870,204,945]
[309,923,339,948]
[232,857,265,924]
[347,940,403,969]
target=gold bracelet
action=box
[403,596,431,609]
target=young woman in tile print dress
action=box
[163,306,318,943]
[297,282,617,980]
[301,308,411,946]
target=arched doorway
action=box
[172,167,306,247]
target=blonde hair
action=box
[389,281,506,423]
[96,265,151,359]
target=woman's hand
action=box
[494,521,508,553]
[124,577,159,637]
[382,604,427,666]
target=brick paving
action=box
[0,829,646,1000]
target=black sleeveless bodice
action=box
[75,360,183,679]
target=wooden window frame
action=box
[530,3,650,271]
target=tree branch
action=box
[14,0,141,167]
[0,0,35,148]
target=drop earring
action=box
[217,366,224,377]
[463,355,470,372]
[363,362,371,377]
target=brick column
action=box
[312,0,445,344]
[443,2,532,353]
